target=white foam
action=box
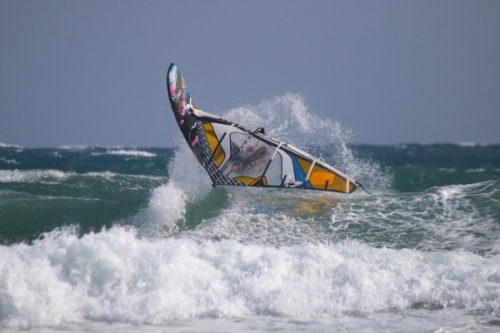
[103,149,157,157]
[0,169,166,185]
[167,144,212,201]
[329,180,500,255]
[0,226,499,329]
[0,143,22,149]
[0,169,71,183]
[179,187,344,246]
[132,144,213,237]
[466,168,487,173]
[133,183,187,237]
[457,141,477,147]
[455,141,489,147]
[0,157,19,165]
[57,145,92,150]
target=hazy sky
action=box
[1,0,499,147]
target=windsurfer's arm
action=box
[185,104,221,121]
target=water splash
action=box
[223,93,350,147]
[223,93,391,190]
[134,143,213,237]
[138,93,391,237]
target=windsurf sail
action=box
[167,63,361,194]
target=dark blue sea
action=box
[1,96,499,332]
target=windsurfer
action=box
[231,141,269,174]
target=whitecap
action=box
[1,226,499,329]
[0,142,23,149]
[104,149,157,157]
[0,169,72,183]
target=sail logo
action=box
[171,90,182,102]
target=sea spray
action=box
[133,183,187,237]
[223,93,348,148]
[136,93,364,237]
[222,93,391,190]
[134,144,212,237]
[134,93,393,240]
[167,144,213,201]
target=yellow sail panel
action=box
[233,176,268,186]
[233,176,254,185]
[203,123,225,167]
[309,171,335,188]
[296,157,312,177]
[316,165,352,193]
[297,157,353,193]
[330,173,351,193]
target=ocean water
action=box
[1,95,500,332]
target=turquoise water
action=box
[1,96,500,332]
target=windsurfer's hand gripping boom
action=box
[185,104,222,122]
